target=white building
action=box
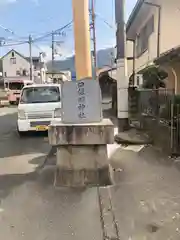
[1,49,47,83]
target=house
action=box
[126,0,180,92]
[2,49,31,78]
[1,49,47,83]
[153,46,180,94]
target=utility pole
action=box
[39,52,44,83]
[90,0,97,78]
[29,35,33,81]
[52,31,55,80]
[0,38,5,59]
[115,0,129,131]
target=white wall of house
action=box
[160,1,180,52]
[127,0,180,77]
[2,50,30,77]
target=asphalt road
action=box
[0,107,103,240]
[0,107,52,199]
[2,106,180,239]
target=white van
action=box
[17,84,61,136]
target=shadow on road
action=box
[0,112,51,159]
[0,172,36,199]
[29,147,57,171]
[0,152,57,200]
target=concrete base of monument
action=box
[54,166,112,187]
[48,119,114,187]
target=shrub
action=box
[140,65,167,89]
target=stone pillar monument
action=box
[48,0,114,187]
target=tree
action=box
[140,65,168,89]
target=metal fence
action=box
[134,88,180,155]
[137,89,174,125]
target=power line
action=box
[0,21,73,65]
[0,24,15,35]
[32,42,44,52]
[2,38,28,42]
[32,29,72,58]
[96,13,115,29]
[0,25,33,81]
[0,21,73,47]
[1,41,28,47]
[0,23,30,42]
[0,20,74,71]
[33,21,73,43]
[28,14,65,36]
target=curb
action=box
[99,186,120,240]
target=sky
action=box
[0,0,137,60]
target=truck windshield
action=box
[20,86,60,104]
[9,82,24,90]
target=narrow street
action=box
[1,0,180,238]
[1,107,180,239]
[0,107,103,240]
[0,107,51,199]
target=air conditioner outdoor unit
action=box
[134,74,143,87]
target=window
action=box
[4,72,7,77]
[136,15,154,57]
[33,59,39,63]
[12,51,15,57]
[16,70,21,76]
[10,57,16,64]
[9,82,24,90]
[22,69,27,76]
[136,25,148,56]
[53,78,58,84]
[137,75,140,86]
[20,86,60,104]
